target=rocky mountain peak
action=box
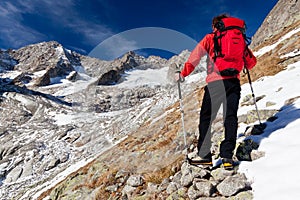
[251,0,300,48]
[12,41,82,86]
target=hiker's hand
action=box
[175,72,185,82]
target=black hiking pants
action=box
[197,78,241,159]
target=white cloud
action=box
[0,0,114,50]
[0,1,47,48]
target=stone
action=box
[241,94,253,106]
[284,96,300,106]
[194,180,214,197]
[122,185,136,196]
[230,191,253,200]
[238,109,277,124]
[59,153,69,163]
[187,186,202,200]
[190,165,210,179]
[217,173,249,197]
[166,182,179,194]
[126,175,144,187]
[250,150,265,161]
[166,187,187,200]
[211,168,234,182]
[105,184,119,192]
[5,166,23,183]
[171,171,182,185]
[236,139,259,161]
[147,182,159,194]
[115,169,129,179]
[158,178,170,191]
[34,70,51,86]
[45,158,60,171]
[180,169,193,187]
[266,101,276,107]
[20,160,33,178]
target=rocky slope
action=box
[251,0,299,48]
[0,0,299,199]
[0,39,198,199]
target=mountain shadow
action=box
[247,98,300,144]
[0,78,72,107]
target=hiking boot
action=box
[188,155,213,166]
[222,158,234,170]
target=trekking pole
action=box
[245,67,266,133]
[174,63,188,159]
[245,67,262,124]
[177,78,187,148]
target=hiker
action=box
[175,14,257,169]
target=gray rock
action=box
[250,150,265,161]
[45,158,60,171]
[241,94,253,106]
[166,182,179,194]
[266,101,276,107]
[241,94,265,107]
[6,166,23,183]
[34,70,51,86]
[20,160,33,178]
[190,165,210,179]
[217,173,249,197]
[180,168,193,187]
[158,178,170,191]
[284,96,300,107]
[170,171,182,185]
[59,153,69,163]
[238,109,277,125]
[187,185,202,200]
[126,174,144,187]
[105,184,119,192]
[251,0,300,47]
[211,168,234,182]
[122,185,136,196]
[1,142,19,158]
[231,190,253,200]
[194,180,214,197]
[12,41,75,86]
[166,187,188,200]
[147,182,159,194]
[115,169,130,181]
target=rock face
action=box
[11,41,77,86]
[251,0,300,48]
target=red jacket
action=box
[181,33,257,83]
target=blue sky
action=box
[0,0,278,59]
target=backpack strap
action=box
[207,31,222,74]
[213,31,224,62]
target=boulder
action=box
[217,173,249,197]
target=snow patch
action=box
[254,27,300,57]
[118,67,169,88]
[238,60,300,199]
